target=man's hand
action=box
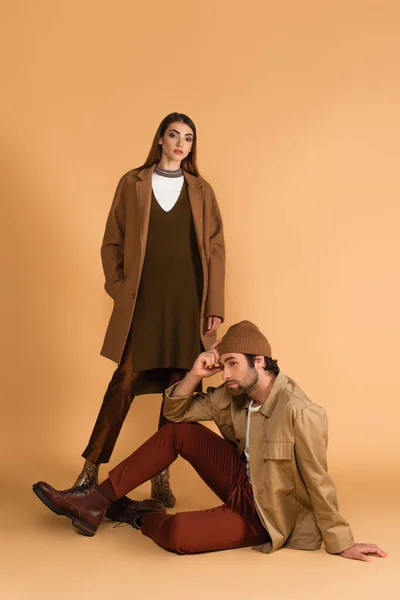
[170,341,223,398]
[205,316,222,336]
[340,543,388,562]
[191,341,223,378]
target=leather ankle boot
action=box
[151,467,176,508]
[106,496,166,529]
[73,460,99,487]
[32,481,109,536]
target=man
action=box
[33,321,387,561]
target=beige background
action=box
[1,1,399,598]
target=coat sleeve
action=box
[204,183,225,320]
[100,175,127,298]
[293,406,355,554]
[163,384,215,422]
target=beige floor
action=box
[1,456,398,600]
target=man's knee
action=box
[167,422,203,441]
[158,422,203,455]
[161,421,199,433]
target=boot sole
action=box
[32,484,96,537]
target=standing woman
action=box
[74,113,225,507]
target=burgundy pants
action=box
[108,422,269,554]
[82,329,186,464]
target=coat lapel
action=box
[136,166,154,243]
[185,171,204,254]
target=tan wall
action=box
[1,0,400,490]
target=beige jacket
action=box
[100,165,225,364]
[164,372,355,554]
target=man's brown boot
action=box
[32,482,110,536]
[106,496,166,529]
[151,467,176,508]
[73,460,99,487]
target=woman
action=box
[74,113,225,507]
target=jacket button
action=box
[235,438,240,443]
[132,292,136,299]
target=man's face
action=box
[220,353,258,396]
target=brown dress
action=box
[129,182,203,372]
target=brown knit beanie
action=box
[218,321,272,357]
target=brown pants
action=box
[82,332,187,464]
[108,422,270,554]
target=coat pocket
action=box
[106,278,125,300]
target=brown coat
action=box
[100,165,225,365]
[163,372,355,555]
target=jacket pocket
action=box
[263,441,293,460]
[260,441,294,496]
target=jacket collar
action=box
[259,372,288,418]
[136,165,154,181]
[234,371,288,418]
[183,169,203,189]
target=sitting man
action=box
[33,321,386,562]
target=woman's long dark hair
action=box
[139,112,200,176]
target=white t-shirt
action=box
[244,400,261,484]
[152,172,184,212]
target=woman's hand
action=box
[205,316,222,336]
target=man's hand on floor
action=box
[340,543,388,562]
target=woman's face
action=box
[159,122,194,164]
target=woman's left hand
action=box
[205,316,222,336]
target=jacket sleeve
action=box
[205,183,225,320]
[293,406,355,554]
[100,175,127,299]
[163,384,215,423]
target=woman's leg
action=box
[75,331,142,486]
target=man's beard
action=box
[227,368,258,397]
